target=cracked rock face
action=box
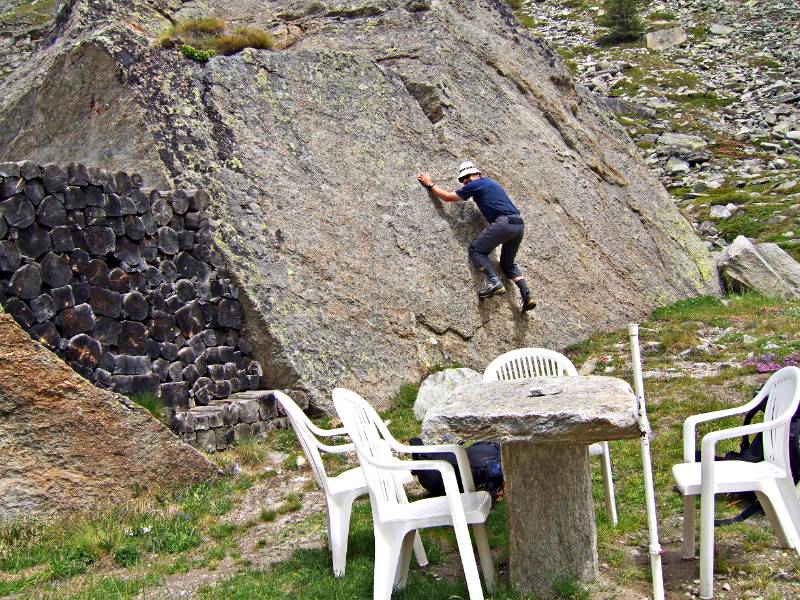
[0,0,719,412]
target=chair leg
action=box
[452,520,484,600]
[328,495,355,577]
[412,531,429,567]
[776,479,800,552]
[699,490,716,599]
[599,442,618,526]
[373,524,405,600]
[756,489,793,548]
[471,523,495,594]
[758,479,800,550]
[394,531,415,589]
[681,495,697,559]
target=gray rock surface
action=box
[645,27,687,51]
[413,367,481,421]
[0,0,719,412]
[421,376,640,445]
[716,235,800,299]
[0,313,219,522]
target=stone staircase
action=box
[171,389,297,451]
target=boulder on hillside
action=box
[0,0,719,413]
[0,313,219,523]
[413,367,482,421]
[645,27,688,50]
[716,236,800,299]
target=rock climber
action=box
[416,161,537,312]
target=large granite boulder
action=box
[413,367,481,421]
[716,235,800,299]
[0,313,218,522]
[0,0,719,412]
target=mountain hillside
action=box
[517,0,800,260]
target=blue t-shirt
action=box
[455,178,520,223]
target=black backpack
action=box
[709,394,800,526]
[408,437,503,504]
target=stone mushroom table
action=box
[421,375,640,597]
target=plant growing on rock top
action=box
[160,16,274,61]
[597,0,644,45]
[180,44,216,63]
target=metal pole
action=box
[628,323,665,600]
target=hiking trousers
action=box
[468,214,524,279]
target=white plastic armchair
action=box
[671,366,800,599]
[332,387,494,600]
[483,348,618,525]
[272,391,427,578]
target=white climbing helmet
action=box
[457,160,481,181]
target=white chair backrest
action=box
[483,348,578,382]
[760,367,800,475]
[273,390,336,494]
[333,388,401,522]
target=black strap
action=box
[715,502,763,527]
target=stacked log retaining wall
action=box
[0,161,282,450]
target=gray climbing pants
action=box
[468,214,524,279]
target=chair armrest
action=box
[682,396,764,462]
[698,413,794,489]
[313,426,349,438]
[700,415,794,459]
[386,441,476,492]
[314,439,355,454]
[310,419,389,438]
[371,457,467,507]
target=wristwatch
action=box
[426,183,435,190]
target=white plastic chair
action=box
[273,391,427,577]
[332,387,495,600]
[483,348,618,525]
[672,366,800,599]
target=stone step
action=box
[172,390,291,452]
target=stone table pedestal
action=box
[422,375,640,597]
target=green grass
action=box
[381,382,420,443]
[232,436,268,467]
[128,391,165,422]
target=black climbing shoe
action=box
[521,291,537,311]
[479,278,506,299]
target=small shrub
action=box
[648,11,676,21]
[179,44,216,63]
[161,17,274,60]
[277,494,302,515]
[146,515,201,554]
[211,27,274,55]
[551,574,590,599]
[259,509,277,522]
[174,17,226,36]
[597,0,644,45]
[716,208,775,242]
[113,545,141,567]
[48,546,95,580]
